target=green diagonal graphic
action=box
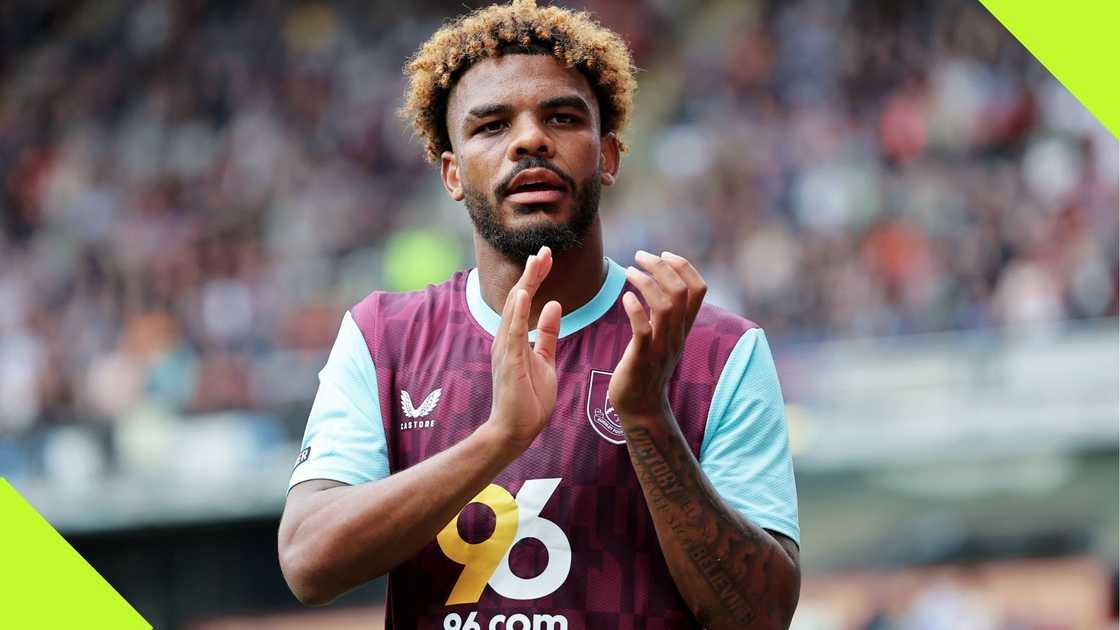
[0,478,150,629]
[980,0,1119,138]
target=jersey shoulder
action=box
[348,270,479,373]
[350,270,469,334]
[669,300,761,393]
[690,300,760,342]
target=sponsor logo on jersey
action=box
[443,611,568,630]
[437,478,571,605]
[586,370,624,444]
[401,388,441,430]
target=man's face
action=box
[441,54,620,262]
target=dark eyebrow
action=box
[466,103,512,121]
[539,95,591,115]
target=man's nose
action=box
[506,116,555,160]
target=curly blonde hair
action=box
[401,0,637,163]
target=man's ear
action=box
[599,132,621,187]
[440,151,465,201]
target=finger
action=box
[660,251,707,329]
[634,250,688,339]
[621,290,651,351]
[624,264,671,347]
[508,289,528,345]
[515,250,541,292]
[533,300,562,364]
[514,246,552,300]
[493,254,535,353]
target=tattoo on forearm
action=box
[627,425,790,628]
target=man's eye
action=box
[478,121,506,134]
[550,114,577,124]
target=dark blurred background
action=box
[0,0,1116,628]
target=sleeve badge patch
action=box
[294,446,311,469]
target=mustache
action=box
[495,157,576,199]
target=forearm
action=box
[280,421,520,605]
[623,410,800,630]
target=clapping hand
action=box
[608,250,707,423]
[487,246,563,449]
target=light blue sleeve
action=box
[288,311,390,491]
[699,328,800,545]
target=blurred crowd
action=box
[1,0,1117,432]
[611,0,1118,339]
[792,559,1118,630]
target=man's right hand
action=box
[486,245,562,451]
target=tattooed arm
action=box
[625,414,799,629]
[611,251,800,629]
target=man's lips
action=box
[503,167,568,205]
[506,188,566,204]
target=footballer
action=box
[278,1,801,628]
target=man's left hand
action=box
[608,250,707,423]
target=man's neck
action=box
[474,221,607,331]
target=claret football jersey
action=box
[289,258,799,629]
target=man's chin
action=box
[492,226,582,262]
[466,182,598,260]
[505,201,572,221]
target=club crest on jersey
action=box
[400,388,441,430]
[586,370,625,444]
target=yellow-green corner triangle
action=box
[0,478,151,629]
[979,0,1119,138]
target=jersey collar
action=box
[466,257,626,341]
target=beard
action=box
[464,159,601,263]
